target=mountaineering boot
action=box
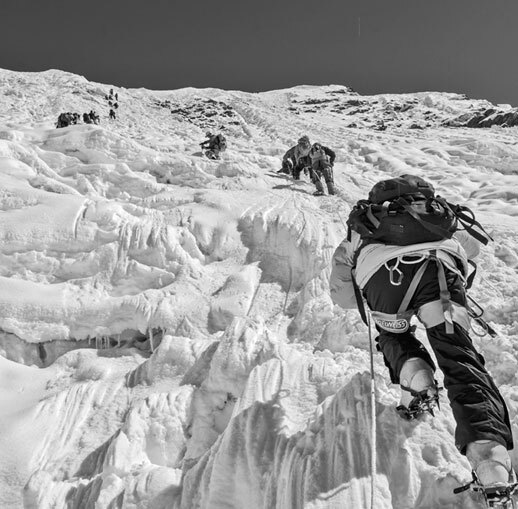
[313,179,325,196]
[323,167,335,195]
[467,440,513,486]
[205,150,219,160]
[454,441,518,507]
[396,357,440,420]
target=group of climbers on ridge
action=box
[105,88,119,120]
[56,88,120,128]
[279,135,336,196]
[57,110,100,128]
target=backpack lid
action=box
[368,174,435,204]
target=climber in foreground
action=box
[329,174,515,506]
[308,142,336,195]
[200,131,227,160]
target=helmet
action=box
[312,143,322,151]
[205,131,213,137]
[298,135,310,146]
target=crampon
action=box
[454,472,518,508]
[396,383,442,421]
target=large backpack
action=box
[347,175,494,336]
[347,174,492,247]
[217,134,227,151]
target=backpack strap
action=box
[466,259,477,289]
[397,198,455,239]
[431,250,454,334]
[451,204,493,245]
[397,258,430,313]
[365,204,388,230]
[350,241,369,325]
[351,270,369,326]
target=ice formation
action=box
[0,68,517,508]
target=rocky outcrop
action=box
[446,108,518,128]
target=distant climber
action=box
[308,142,336,195]
[375,120,387,131]
[56,112,80,128]
[89,110,100,125]
[83,112,92,124]
[56,113,66,128]
[200,131,227,160]
[330,174,515,506]
[278,135,312,179]
[109,109,116,120]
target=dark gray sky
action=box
[2,0,518,105]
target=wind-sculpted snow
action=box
[238,198,336,292]
[0,68,518,508]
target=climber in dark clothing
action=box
[278,135,313,179]
[56,112,79,128]
[200,132,227,160]
[308,143,336,195]
[329,174,514,499]
[279,145,298,176]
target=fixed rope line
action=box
[367,310,377,509]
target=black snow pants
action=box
[362,258,513,454]
[310,161,335,195]
[292,155,311,180]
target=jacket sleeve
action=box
[329,235,359,309]
[283,146,295,162]
[453,230,480,260]
[323,146,336,165]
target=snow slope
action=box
[0,68,517,509]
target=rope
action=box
[367,311,377,509]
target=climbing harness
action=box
[354,250,469,335]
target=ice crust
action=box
[0,69,517,508]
